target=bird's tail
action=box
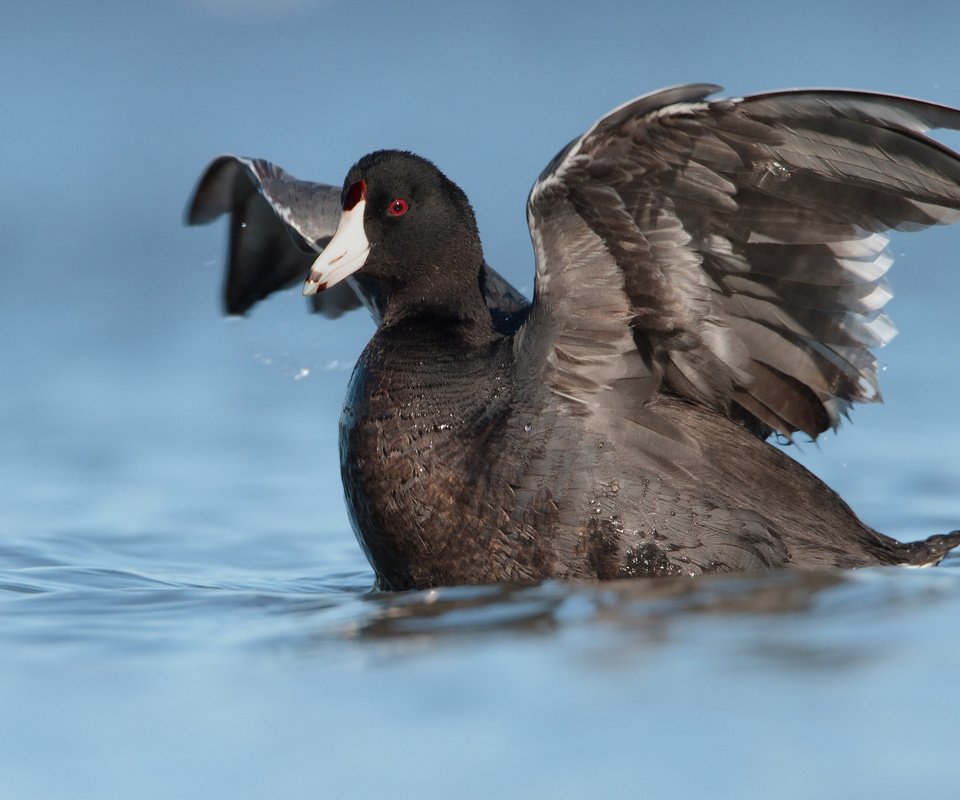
[899,530,960,567]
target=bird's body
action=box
[188,84,960,590]
[340,277,934,590]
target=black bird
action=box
[188,84,960,590]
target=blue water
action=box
[4,1,960,797]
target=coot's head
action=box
[303,150,484,310]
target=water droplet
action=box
[768,161,790,179]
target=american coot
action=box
[188,84,960,590]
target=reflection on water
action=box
[344,564,960,672]
[4,523,958,673]
[351,570,847,637]
[3,531,960,799]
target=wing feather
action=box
[186,155,529,327]
[185,155,354,316]
[522,85,960,439]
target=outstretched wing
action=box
[185,155,364,317]
[186,155,529,328]
[522,84,960,440]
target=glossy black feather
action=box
[186,155,528,325]
[186,86,960,589]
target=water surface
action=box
[3,2,960,798]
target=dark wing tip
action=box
[185,155,251,226]
[186,155,320,316]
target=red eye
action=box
[387,198,409,217]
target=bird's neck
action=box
[376,243,496,346]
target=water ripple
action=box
[5,542,958,672]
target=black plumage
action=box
[187,84,960,589]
